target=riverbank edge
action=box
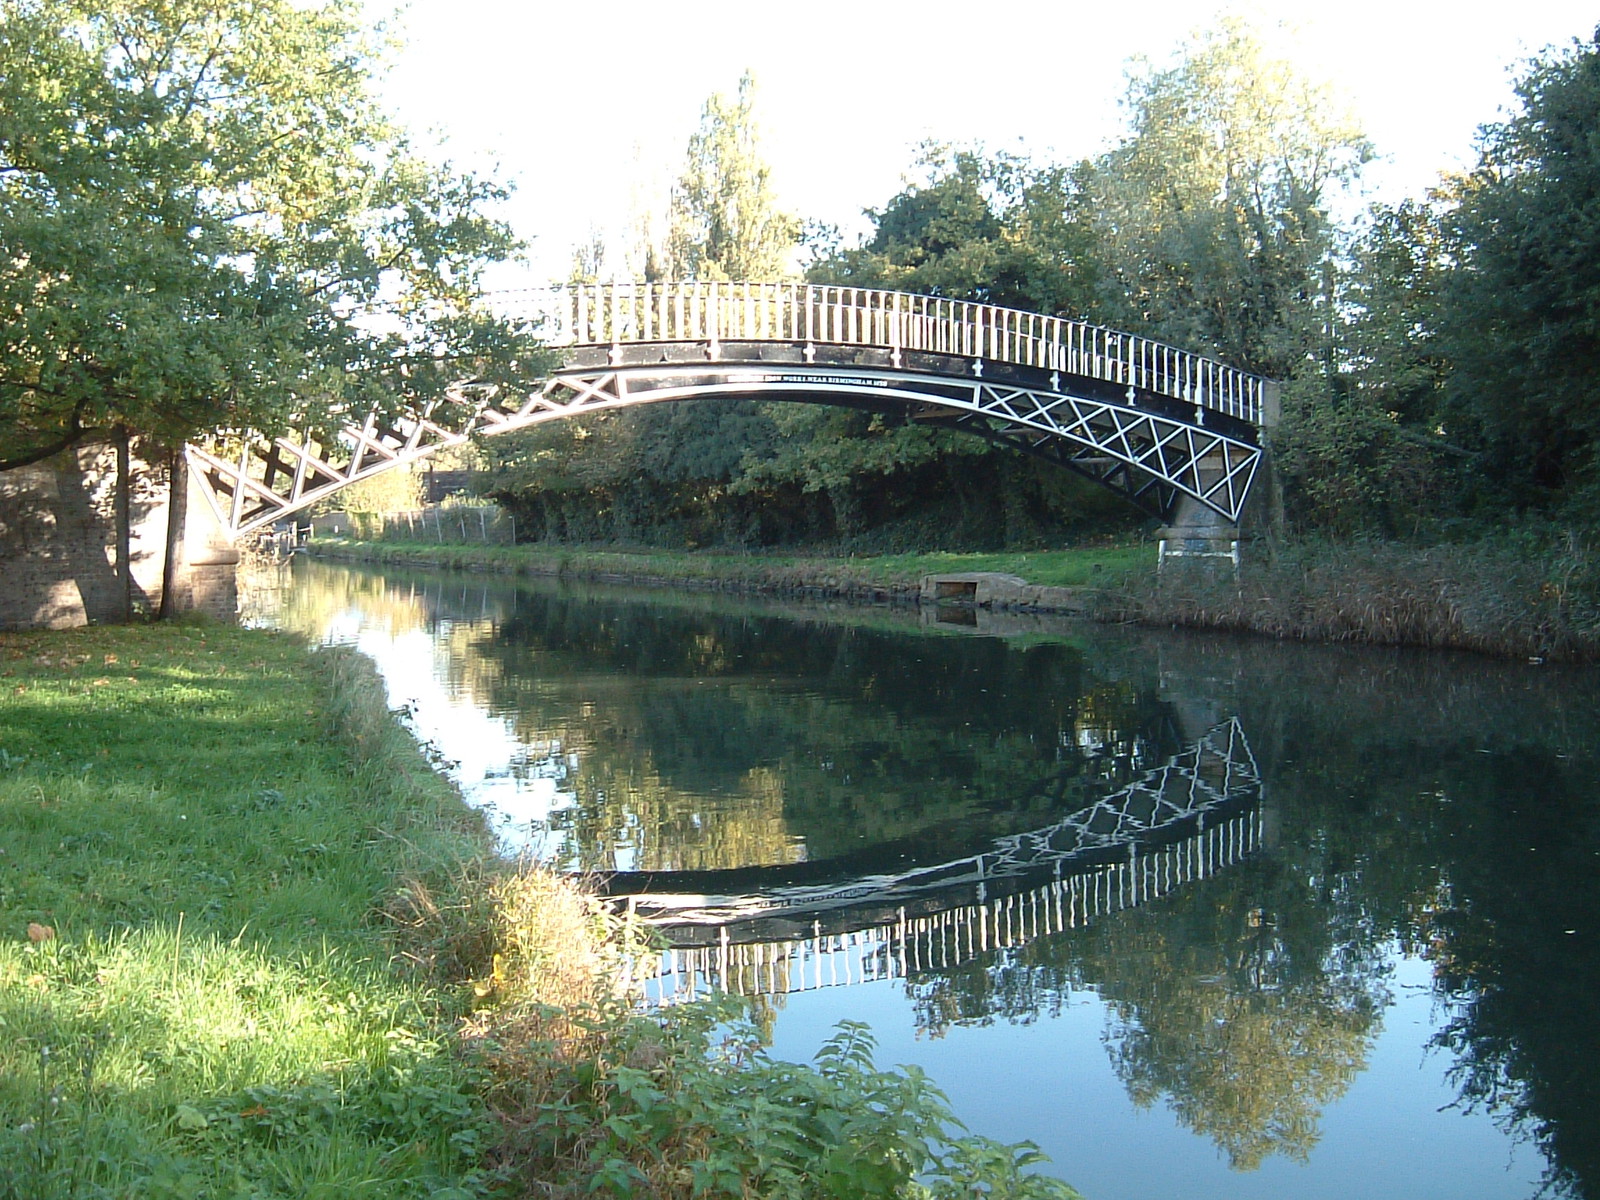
[298,538,1600,661]
[0,623,505,1195]
[300,539,1105,614]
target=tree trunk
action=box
[158,448,186,620]
[115,425,133,622]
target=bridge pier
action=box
[0,444,238,629]
[1156,408,1283,568]
[165,454,242,621]
[1157,495,1241,569]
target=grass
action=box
[307,539,1149,594]
[0,621,496,1198]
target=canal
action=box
[253,558,1600,1200]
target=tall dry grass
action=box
[1098,539,1600,660]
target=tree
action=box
[662,71,800,281]
[1085,18,1371,379]
[765,147,1112,547]
[810,146,1099,316]
[1273,199,1455,536]
[1438,29,1600,521]
[0,0,537,473]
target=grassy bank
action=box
[0,622,497,1198]
[305,539,1146,595]
[1,623,1082,1199]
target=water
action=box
[253,559,1600,1200]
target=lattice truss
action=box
[186,389,494,537]
[188,360,1263,538]
[918,384,1260,524]
[621,718,1260,924]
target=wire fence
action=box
[352,505,515,545]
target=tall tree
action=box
[489,71,806,546]
[0,0,536,473]
[663,71,800,281]
[809,145,1099,315]
[1273,199,1455,535]
[1085,18,1370,378]
[1439,29,1600,520]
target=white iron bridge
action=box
[188,282,1277,538]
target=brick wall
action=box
[0,442,238,630]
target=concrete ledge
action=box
[919,572,1091,614]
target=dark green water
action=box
[257,559,1600,1200]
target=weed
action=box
[469,868,1083,1199]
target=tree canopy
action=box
[1084,18,1371,379]
[1437,28,1600,518]
[0,0,537,471]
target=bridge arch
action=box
[187,282,1276,539]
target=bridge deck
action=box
[500,282,1274,427]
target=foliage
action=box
[1083,18,1370,379]
[484,989,1082,1199]
[778,147,1110,536]
[0,0,539,472]
[334,463,426,518]
[1095,535,1600,659]
[1273,27,1600,536]
[1272,200,1454,535]
[809,145,1099,315]
[1437,29,1600,520]
[662,71,801,282]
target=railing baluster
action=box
[519,281,1266,427]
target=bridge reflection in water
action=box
[612,718,1263,1004]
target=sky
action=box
[371,0,1599,287]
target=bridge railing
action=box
[496,281,1270,426]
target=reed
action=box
[1097,538,1600,661]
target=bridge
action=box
[606,717,1264,1003]
[186,282,1276,539]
